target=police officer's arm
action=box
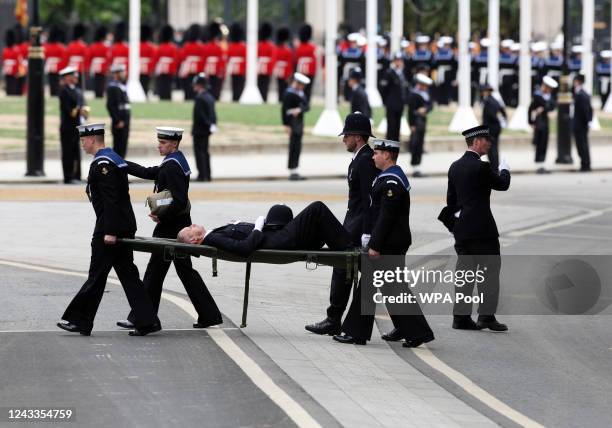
[368,181,403,252]
[203,229,264,257]
[358,157,378,234]
[156,162,188,222]
[95,163,121,237]
[480,162,511,191]
[106,86,121,123]
[125,160,159,180]
[446,174,458,208]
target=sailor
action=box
[596,50,612,108]
[407,73,433,177]
[499,39,518,107]
[282,73,310,181]
[528,75,558,174]
[433,36,456,105]
[59,66,88,183]
[191,73,217,181]
[380,51,408,141]
[347,67,371,119]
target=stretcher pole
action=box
[241,261,252,327]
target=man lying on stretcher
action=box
[177,201,353,257]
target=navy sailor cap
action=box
[156,126,184,141]
[77,123,105,136]
[373,138,400,152]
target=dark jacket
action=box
[106,80,131,125]
[407,89,431,128]
[379,67,407,112]
[87,155,136,237]
[192,89,217,137]
[59,84,85,133]
[446,151,511,241]
[573,88,593,130]
[349,85,372,118]
[482,95,507,136]
[203,222,263,257]
[281,87,309,132]
[528,91,556,131]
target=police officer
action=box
[333,139,435,347]
[282,73,310,181]
[347,67,371,118]
[57,123,159,336]
[59,66,88,184]
[116,126,224,330]
[407,73,433,177]
[573,74,593,172]
[480,83,507,171]
[528,75,557,174]
[191,73,217,181]
[444,125,510,332]
[380,51,408,142]
[305,113,379,335]
[106,64,131,158]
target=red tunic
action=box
[88,41,110,75]
[139,41,157,76]
[43,42,67,74]
[295,42,317,77]
[154,42,179,75]
[178,41,204,77]
[226,41,246,76]
[1,46,22,76]
[257,40,276,76]
[66,40,88,74]
[273,44,294,80]
[202,41,226,78]
[110,41,129,72]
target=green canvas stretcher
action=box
[119,237,361,327]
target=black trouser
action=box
[409,123,426,166]
[257,75,271,102]
[326,223,360,321]
[157,74,172,100]
[60,129,81,182]
[488,129,500,171]
[140,75,151,96]
[62,235,157,331]
[573,126,591,169]
[386,109,402,141]
[533,128,548,163]
[16,76,25,94]
[182,75,196,100]
[94,73,106,98]
[4,76,18,95]
[112,121,130,158]
[209,76,223,100]
[453,238,501,317]
[193,134,211,181]
[436,82,452,105]
[288,128,303,170]
[48,73,60,96]
[277,78,288,102]
[231,75,245,101]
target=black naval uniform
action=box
[446,150,510,319]
[528,90,556,163]
[407,88,432,167]
[481,94,507,170]
[380,66,407,141]
[341,166,434,343]
[573,87,593,171]
[59,83,85,182]
[349,83,372,118]
[124,152,223,327]
[192,87,217,181]
[433,48,457,105]
[61,148,157,332]
[106,79,131,158]
[282,87,309,170]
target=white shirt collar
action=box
[352,143,368,160]
[467,149,481,158]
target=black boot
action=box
[305,317,341,335]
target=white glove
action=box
[361,234,371,248]
[254,216,266,231]
[498,157,510,172]
[210,124,218,134]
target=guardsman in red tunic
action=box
[257,22,276,102]
[66,24,89,90]
[2,29,21,96]
[44,26,68,96]
[109,23,129,74]
[155,24,179,100]
[139,24,157,97]
[89,26,111,98]
[274,27,294,102]
[295,24,317,103]
[14,25,29,94]
[226,22,246,102]
[202,22,226,100]
[178,24,204,100]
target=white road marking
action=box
[529,231,612,241]
[0,259,322,428]
[507,208,612,238]
[412,346,545,428]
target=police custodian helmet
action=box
[338,112,375,137]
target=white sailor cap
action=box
[347,32,360,42]
[400,39,410,48]
[376,35,387,46]
[392,50,404,60]
[439,36,453,45]
[415,73,433,86]
[469,41,476,50]
[59,66,78,76]
[550,40,563,50]
[480,38,491,48]
[373,138,401,153]
[110,63,126,73]
[601,50,612,59]
[501,39,514,48]
[356,35,367,47]
[542,75,559,89]
[572,45,584,54]
[416,35,430,44]
[511,42,521,52]
[77,123,105,137]
[156,126,184,141]
[294,72,311,85]
[531,41,548,53]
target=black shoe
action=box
[289,173,306,181]
[332,333,366,345]
[128,323,162,336]
[193,319,223,329]
[412,171,425,178]
[116,320,134,329]
[452,316,483,330]
[305,318,341,335]
[57,321,91,336]
[402,333,435,348]
[381,328,404,342]
[477,316,508,332]
[579,166,592,172]
[536,167,551,174]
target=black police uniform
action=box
[528,89,556,163]
[59,83,85,182]
[380,66,407,141]
[481,93,507,170]
[124,151,223,328]
[106,78,131,158]
[341,164,434,343]
[445,141,510,319]
[407,87,432,167]
[61,147,157,333]
[573,87,593,171]
[349,83,372,118]
[282,87,309,171]
[192,87,217,181]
